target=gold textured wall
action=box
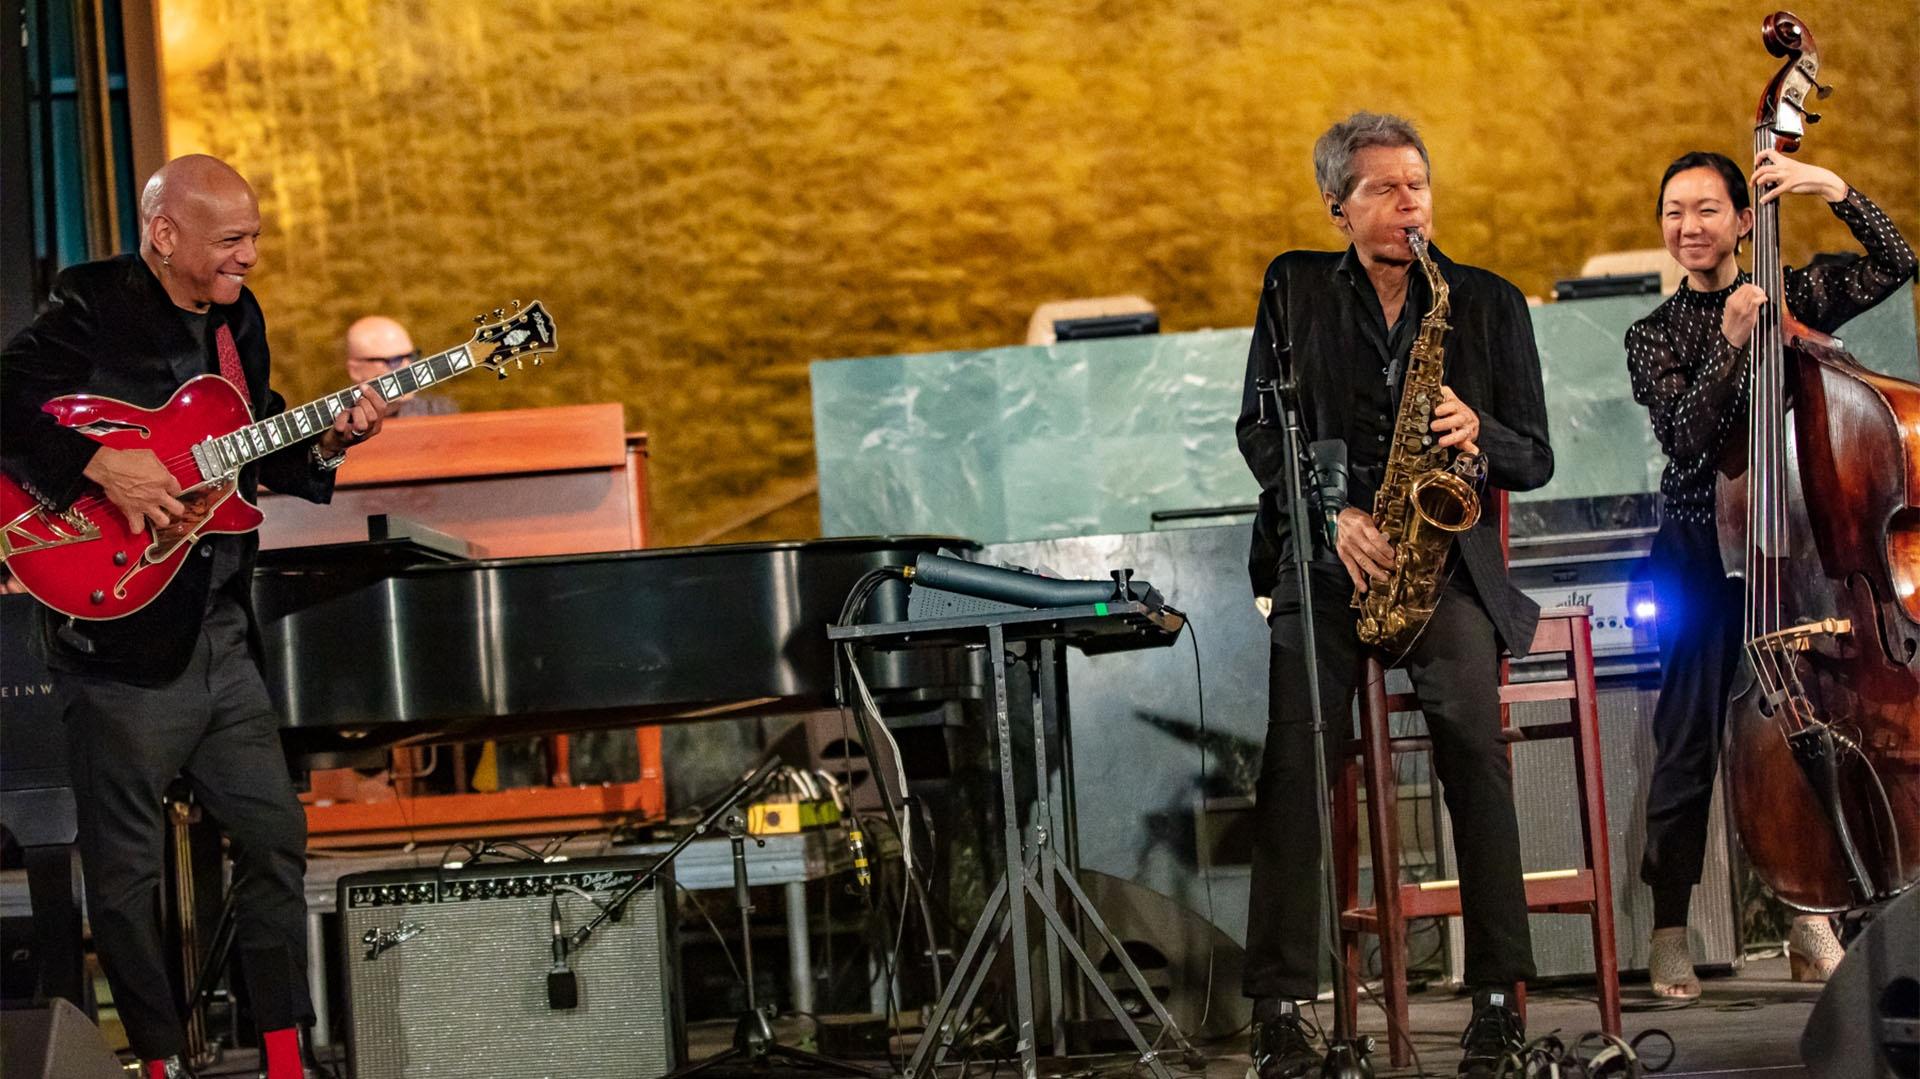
[155,0,1920,546]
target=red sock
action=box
[263,1027,302,1079]
[144,1061,174,1079]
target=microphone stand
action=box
[575,754,875,1078]
[1261,297,1374,1079]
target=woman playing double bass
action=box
[1625,148,1916,999]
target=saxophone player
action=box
[1235,112,1554,1079]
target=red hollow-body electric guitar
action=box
[0,302,556,620]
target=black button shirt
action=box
[1342,255,1428,514]
[1236,242,1554,653]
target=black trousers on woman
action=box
[1640,517,1746,926]
[1242,562,1536,1001]
[55,594,312,1061]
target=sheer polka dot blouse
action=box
[1626,187,1917,525]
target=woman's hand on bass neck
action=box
[1752,149,1847,205]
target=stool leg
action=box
[1570,621,1623,1036]
[1336,752,1362,1027]
[1362,664,1412,1068]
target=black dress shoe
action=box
[1457,989,1525,1077]
[144,1056,198,1079]
[1249,1005,1322,1079]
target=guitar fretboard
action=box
[199,343,481,476]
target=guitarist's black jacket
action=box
[0,254,336,685]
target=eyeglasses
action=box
[353,350,420,370]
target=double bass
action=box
[1719,11,1920,912]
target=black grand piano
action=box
[0,534,980,1012]
[254,534,978,755]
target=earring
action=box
[162,255,171,268]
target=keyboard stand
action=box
[829,602,1197,1079]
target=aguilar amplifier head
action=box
[338,855,681,1079]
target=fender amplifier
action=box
[338,855,681,1079]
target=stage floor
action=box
[1259,953,1822,1078]
[180,954,1822,1078]
[680,953,1820,1079]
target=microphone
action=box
[547,896,578,1010]
[1308,439,1348,548]
[908,553,1160,609]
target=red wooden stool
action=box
[1331,496,1621,1066]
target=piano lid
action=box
[258,535,978,751]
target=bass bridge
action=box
[1746,618,1851,714]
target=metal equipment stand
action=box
[830,603,1199,1079]
[579,755,875,1079]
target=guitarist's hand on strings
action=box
[83,447,185,535]
[316,381,394,458]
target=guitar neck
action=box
[210,342,483,471]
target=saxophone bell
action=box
[1410,470,1481,534]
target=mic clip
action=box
[1254,376,1279,428]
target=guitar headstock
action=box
[1755,11,1831,154]
[470,301,558,378]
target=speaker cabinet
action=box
[1438,673,1741,981]
[339,856,680,1079]
[1803,889,1919,1079]
[0,998,121,1079]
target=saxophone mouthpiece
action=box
[1405,227,1427,256]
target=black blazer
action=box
[1236,245,1553,657]
[0,255,335,685]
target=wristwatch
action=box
[310,443,348,471]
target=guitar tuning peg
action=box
[473,314,487,325]
[492,308,506,319]
[532,357,543,366]
[496,368,510,380]
[511,299,522,309]
[515,358,524,370]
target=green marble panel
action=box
[812,284,1917,543]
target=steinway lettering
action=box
[0,682,54,699]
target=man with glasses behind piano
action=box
[344,315,459,418]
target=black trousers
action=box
[1243,563,1536,1001]
[1640,518,1745,917]
[55,596,311,1060]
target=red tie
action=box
[215,323,250,401]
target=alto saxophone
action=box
[1352,227,1483,655]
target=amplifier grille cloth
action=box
[341,873,673,1079]
[1436,679,1741,980]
